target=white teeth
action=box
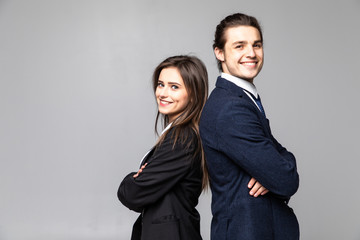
[243,62,256,66]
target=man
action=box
[200,13,299,240]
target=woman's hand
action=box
[133,163,148,178]
[248,177,269,197]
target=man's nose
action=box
[246,46,256,57]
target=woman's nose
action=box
[158,86,168,97]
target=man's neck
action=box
[221,72,258,98]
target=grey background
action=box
[1,0,359,239]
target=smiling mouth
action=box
[159,100,172,106]
[241,62,257,66]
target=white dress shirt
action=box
[221,72,261,111]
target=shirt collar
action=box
[161,122,172,136]
[221,72,259,98]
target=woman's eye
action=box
[158,82,164,87]
[171,85,179,90]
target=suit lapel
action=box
[216,77,272,137]
[139,147,155,167]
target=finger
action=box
[261,189,269,195]
[134,163,148,178]
[254,186,267,197]
[248,177,257,189]
[249,182,262,195]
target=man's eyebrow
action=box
[232,40,262,45]
[232,41,247,45]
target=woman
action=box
[118,55,209,240]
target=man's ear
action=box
[214,47,225,62]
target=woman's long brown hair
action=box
[152,55,209,190]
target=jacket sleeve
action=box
[217,99,299,199]
[118,131,196,212]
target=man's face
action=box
[215,26,264,83]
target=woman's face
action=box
[155,67,190,122]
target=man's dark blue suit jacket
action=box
[200,77,300,240]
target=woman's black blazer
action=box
[118,127,203,240]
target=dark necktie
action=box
[244,90,266,117]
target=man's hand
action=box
[248,177,269,197]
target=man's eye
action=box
[236,45,243,49]
[254,44,262,48]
